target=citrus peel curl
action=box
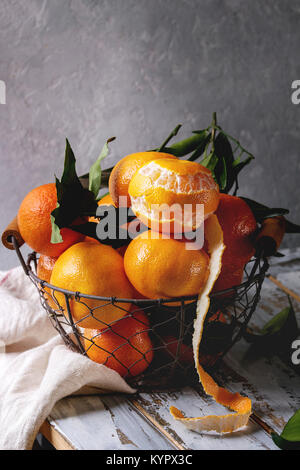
[170,214,252,433]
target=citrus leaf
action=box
[261,304,294,336]
[200,151,218,173]
[272,432,300,450]
[188,131,211,162]
[272,409,300,450]
[89,137,115,200]
[50,211,63,244]
[61,139,82,189]
[241,197,289,224]
[51,140,98,241]
[160,131,210,157]
[281,409,300,442]
[284,219,300,234]
[244,298,299,349]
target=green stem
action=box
[210,111,217,152]
[158,124,182,152]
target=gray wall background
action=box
[0,0,300,269]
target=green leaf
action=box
[61,139,82,188]
[284,219,300,234]
[188,131,211,162]
[272,409,300,450]
[200,151,218,173]
[261,305,292,336]
[89,137,115,200]
[272,432,300,450]
[244,297,299,349]
[161,131,210,157]
[213,132,234,190]
[50,211,63,244]
[241,197,289,224]
[281,409,300,442]
[51,140,98,242]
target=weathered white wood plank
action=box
[49,394,173,450]
[268,247,300,275]
[132,387,277,450]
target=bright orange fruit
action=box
[213,194,257,294]
[50,242,134,329]
[128,158,220,233]
[109,151,177,207]
[124,230,210,299]
[84,310,153,377]
[18,183,84,257]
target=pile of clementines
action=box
[17,147,258,379]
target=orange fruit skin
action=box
[37,254,58,283]
[213,194,257,294]
[109,151,177,207]
[18,183,84,257]
[128,159,220,233]
[50,242,134,329]
[216,194,257,266]
[84,310,153,377]
[37,254,58,309]
[124,230,210,299]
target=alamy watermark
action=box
[0,80,6,104]
[291,339,300,365]
[291,80,300,104]
[95,198,205,250]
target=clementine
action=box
[109,151,177,207]
[84,309,153,377]
[124,230,210,299]
[213,194,257,294]
[128,158,219,233]
[18,183,84,257]
[50,241,134,329]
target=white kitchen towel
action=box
[0,267,135,450]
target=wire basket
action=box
[12,236,269,389]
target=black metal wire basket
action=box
[12,236,268,388]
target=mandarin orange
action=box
[50,241,134,329]
[18,183,84,257]
[84,310,153,377]
[213,194,257,294]
[124,230,210,299]
[128,158,219,233]
[109,151,177,207]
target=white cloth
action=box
[0,267,134,450]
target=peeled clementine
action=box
[128,158,219,233]
[50,242,134,329]
[84,309,153,377]
[18,183,84,257]
[124,230,210,299]
[109,151,177,207]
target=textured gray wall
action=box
[0,0,300,269]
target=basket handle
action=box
[1,216,24,250]
[255,216,286,257]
